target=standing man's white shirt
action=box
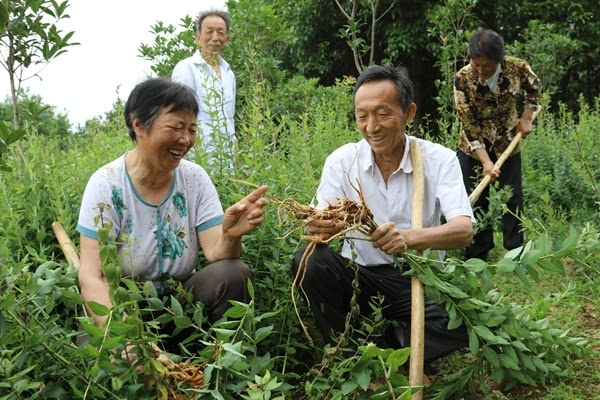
[316,135,475,266]
[172,51,236,155]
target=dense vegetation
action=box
[1,0,600,399]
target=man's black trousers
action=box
[459,151,524,260]
[292,245,468,364]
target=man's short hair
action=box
[467,28,505,63]
[354,63,414,110]
[196,9,231,33]
[124,78,199,142]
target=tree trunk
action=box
[8,30,19,129]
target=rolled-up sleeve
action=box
[520,60,542,109]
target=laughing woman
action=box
[77,78,268,334]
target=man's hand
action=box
[516,118,533,138]
[306,218,344,239]
[222,185,268,239]
[371,222,408,254]
[481,159,500,183]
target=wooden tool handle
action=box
[469,105,542,205]
[409,140,425,399]
[52,221,80,268]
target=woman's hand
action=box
[222,185,268,239]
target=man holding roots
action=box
[292,64,475,364]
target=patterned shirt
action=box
[315,136,474,266]
[77,155,224,287]
[454,56,542,158]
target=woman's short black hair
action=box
[354,63,414,110]
[124,78,199,142]
[467,27,505,63]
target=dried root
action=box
[232,178,378,345]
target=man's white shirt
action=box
[315,135,475,266]
[172,51,236,153]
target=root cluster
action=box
[274,183,378,344]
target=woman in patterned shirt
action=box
[454,27,541,262]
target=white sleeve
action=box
[436,152,475,223]
[171,61,195,91]
[314,154,345,210]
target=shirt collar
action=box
[361,134,413,175]
[485,63,502,92]
[191,50,230,71]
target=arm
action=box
[370,216,472,254]
[198,185,268,262]
[474,148,500,182]
[78,234,112,327]
[517,60,542,139]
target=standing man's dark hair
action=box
[196,9,231,33]
[467,28,505,63]
[354,64,415,110]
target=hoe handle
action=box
[469,106,542,204]
[52,221,80,268]
[409,140,425,399]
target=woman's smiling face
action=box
[134,107,197,171]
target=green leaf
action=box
[255,325,274,343]
[224,304,248,318]
[447,316,463,330]
[468,328,479,355]
[464,258,487,273]
[174,316,192,329]
[537,258,565,274]
[497,258,517,273]
[247,279,255,300]
[473,325,509,345]
[170,296,183,317]
[341,381,359,395]
[480,268,493,293]
[554,231,579,257]
[354,368,372,391]
[483,347,500,368]
[352,343,381,373]
[520,249,543,266]
[504,246,523,260]
[386,348,411,372]
[499,354,520,370]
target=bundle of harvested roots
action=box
[276,183,378,344]
[233,178,378,344]
[148,344,206,399]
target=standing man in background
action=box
[172,10,236,162]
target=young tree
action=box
[0,0,78,129]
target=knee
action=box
[292,245,334,282]
[213,259,253,284]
